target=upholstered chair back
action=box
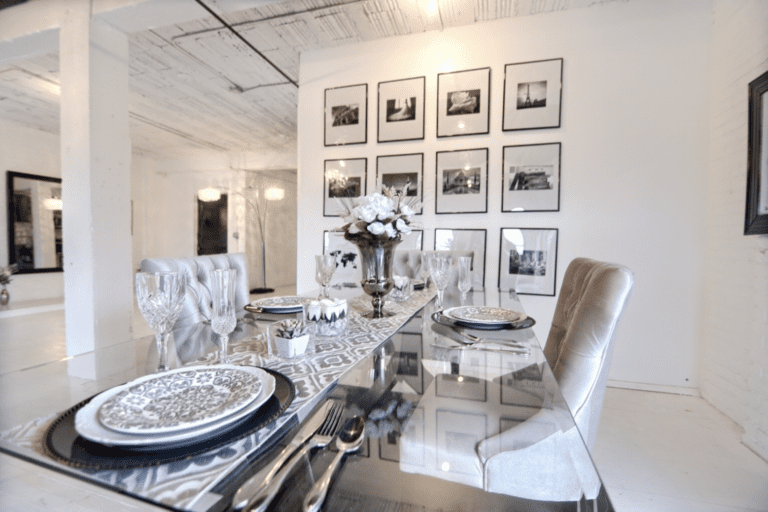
[139,253,249,329]
[544,257,634,449]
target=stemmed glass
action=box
[210,268,237,364]
[458,256,472,304]
[428,254,451,309]
[315,255,336,298]
[135,272,186,372]
[420,252,432,288]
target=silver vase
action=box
[347,234,402,318]
[0,287,8,306]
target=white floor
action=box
[1,298,768,511]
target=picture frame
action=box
[378,76,425,143]
[435,373,487,402]
[395,333,423,395]
[502,143,561,212]
[502,58,562,131]
[323,230,362,286]
[437,67,490,138]
[498,228,558,296]
[325,83,367,146]
[745,69,768,235]
[376,153,423,214]
[399,229,423,251]
[434,228,487,289]
[323,158,367,217]
[435,148,489,214]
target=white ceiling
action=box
[0,0,617,160]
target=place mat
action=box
[43,368,294,470]
[432,311,535,331]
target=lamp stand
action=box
[250,240,274,294]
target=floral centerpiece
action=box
[335,187,421,318]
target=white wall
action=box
[702,0,768,461]
[0,120,64,302]
[298,1,711,389]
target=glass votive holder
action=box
[268,319,316,360]
[305,298,349,338]
[390,275,413,302]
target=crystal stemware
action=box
[135,272,186,372]
[315,255,336,298]
[210,268,237,364]
[458,256,472,304]
[429,254,451,309]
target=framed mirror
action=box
[6,171,63,273]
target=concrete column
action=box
[60,2,133,356]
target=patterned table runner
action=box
[0,289,434,511]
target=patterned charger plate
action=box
[443,306,526,325]
[247,296,311,313]
[97,365,263,435]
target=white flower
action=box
[353,205,378,223]
[367,222,385,235]
[399,203,414,218]
[395,218,411,234]
[384,222,396,238]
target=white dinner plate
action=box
[248,296,311,313]
[443,306,526,325]
[98,366,263,435]
[75,365,275,449]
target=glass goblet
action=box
[458,256,472,304]
[135,272,186,372]
[315,255,336,298]
[210,268,237,364]
[429,254,451,309]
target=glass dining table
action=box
[0,287,614,512]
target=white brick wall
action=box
[703,0,768,461]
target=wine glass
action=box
[458,256,472,304]
[428,254,451,309]
[315,255,336,298]
[135,272,186,372]
[210,268,237,364]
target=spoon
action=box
[302,416,365,512]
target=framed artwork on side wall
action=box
[437,67,490,138]
[502,58,562,131]
[745,69,768,235]
[498,228,558,296]
[378,76,425,143]
[435,148,489,214]
[502,143,561,212]
[325,83,367,146]
[324,158,367,217]
[323,230,362,286]
[376,153,423,213]
[434,228,487,289]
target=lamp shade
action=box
[264,187,285,201]
[198,187,222,202]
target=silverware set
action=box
[233,401,364,512]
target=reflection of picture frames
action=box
[745,69,768,235]
[499,228,558,296]
[378,76,425,143]
[435,148,489,214]
[500,362,547,408]
[395,333,423,394]
[325,83,367,146]
[437,67,490,137]
[323,158,367,217]
[434,228,486,289]
[323,230,362,286]
[436,410,487,475]
[376,153,423,214]
[502,143,561,212]
[503,59,562,131]
[435,372,487,402]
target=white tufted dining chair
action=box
[139,253,249,329]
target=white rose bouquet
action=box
[336,186,421,242]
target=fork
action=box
[462,332,528,349]
[241,403,344,512]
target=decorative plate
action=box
[98,366,263,435]
[432,311,536,331]
[444,306,526,325]
[247,296,311,313]
[75,366,275,447]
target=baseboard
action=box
[607,379,700,396]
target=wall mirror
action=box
[6,171,63,273]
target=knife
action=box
[232,401,334,511]
[430,322,530,353]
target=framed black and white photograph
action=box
[498,228,558,296]
[378,76,425,143]
[503,59,562,131]
[435,148,488,214]
[376,153,423,214]
[323,230,361,286]
[398,229,423,251]
[325,83,367,146]
[323,158,367,217]
[437,67,490,138]
[502,143,561,212]
[745,69,768,235]
[434,228,486,289]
